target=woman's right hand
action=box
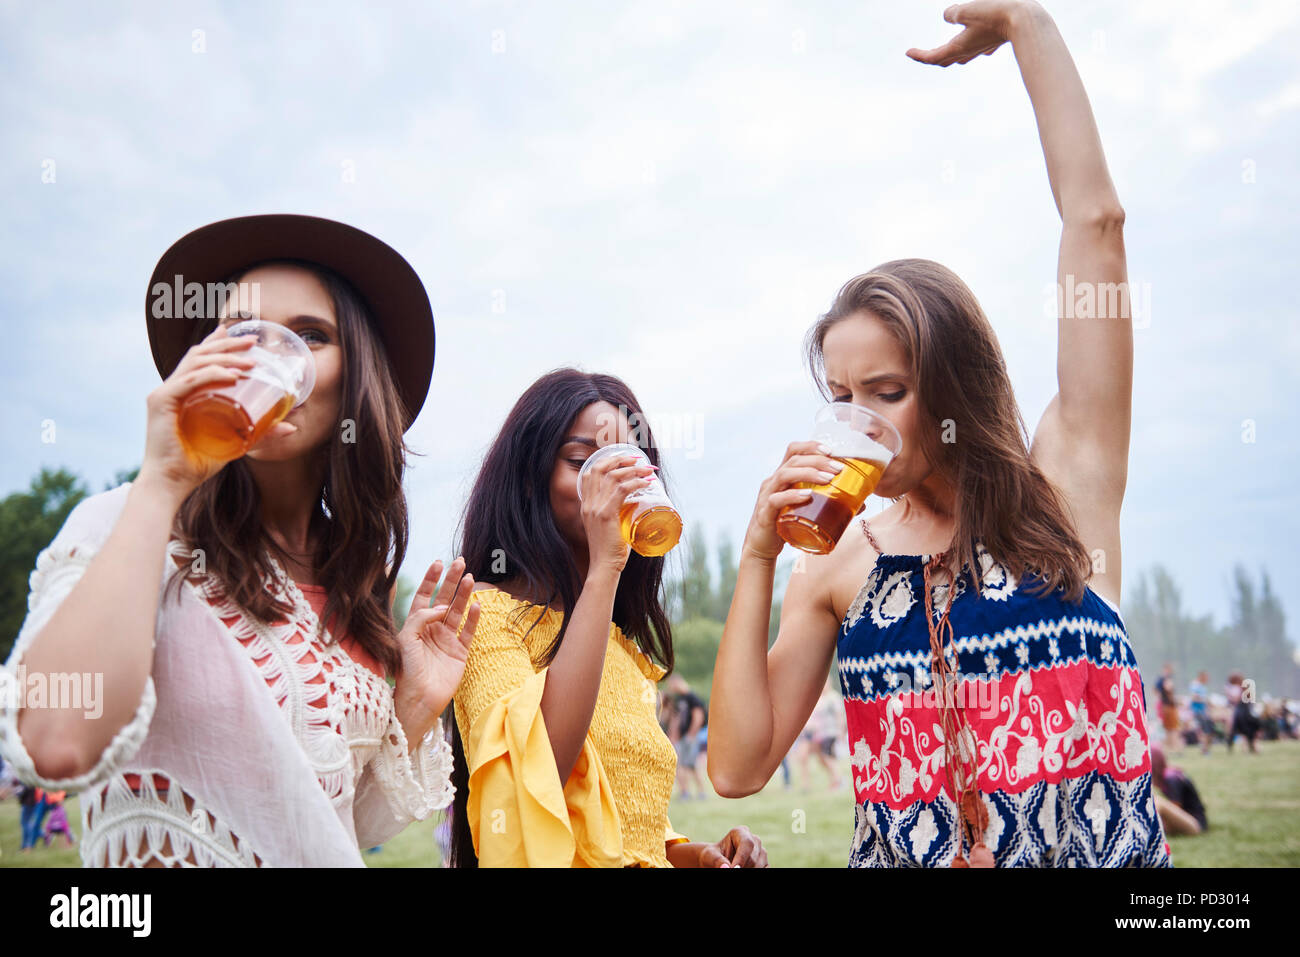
[137,325,292,499]
[742,440,845,563]
[905,1,1029,67]
[578,452,656,575]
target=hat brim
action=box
[145,214,434,431]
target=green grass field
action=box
[4,737,1297,867]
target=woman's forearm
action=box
[391,695,440,756]
[1009,2,1122,222]
[707,547,778,795]
[15,475,185,780]
[666,841,709,867]
[539,565,620,782]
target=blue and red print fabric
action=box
[836,542,1172,867]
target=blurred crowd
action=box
[657,674,848,799]
[0,755,76,858]
[1151,664,1298,756]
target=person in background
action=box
[1278,700,1298,740]
[19,784,46,852]
[1155,663,1181,751]
[1150,743,1207,836]
[1259,699,1291,742]
[692,717,711,790]
[1188,670,1213,754]
[668,674,709,800]
[1225,672,1259,754]
[798,679,844,792]
[43,790,76,848]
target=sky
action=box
[2,0,1298,644]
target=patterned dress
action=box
[837,531,1171,867]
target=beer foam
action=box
[247,347,303,393]
[812,419,895,463]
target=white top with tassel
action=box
[0,483,454,867]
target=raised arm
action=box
[910,2,1131,604]
[540,452,656,782]
[11,328,270,781]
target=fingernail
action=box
[816,471,836,483]
[817,444,833,456]
[826,460,844,472]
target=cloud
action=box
[1,0,1298,633]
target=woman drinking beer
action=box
[446,368,767,867]
[0,215,478,866]
[708,2,1171,867]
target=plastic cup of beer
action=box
[577,443,683,557]
[775,402,901,555]
[176,319,316,463]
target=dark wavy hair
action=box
[806,258,1093,602]
[446,367,675,867]
[164,259,411,676]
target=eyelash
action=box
[832,391,904,403]
[299,329,329,345]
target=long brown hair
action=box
[166,260,411,676]
[806,258,1092,602]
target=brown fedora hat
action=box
[145,214,435,430]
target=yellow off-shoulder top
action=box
[453,584,689,867]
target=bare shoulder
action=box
[822,518,881,623]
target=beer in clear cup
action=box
[775,402,901,555]
[177,319,316,464]
[577,443,683,557]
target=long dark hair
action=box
[806,258,1093,602]
[446,367,675,866]
[165,259,412,676]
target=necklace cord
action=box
[863,518,991,866]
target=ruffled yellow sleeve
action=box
[665,817,690,847]
[454,593,623,867]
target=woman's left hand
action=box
[698,826,769,868]
[906,1,1032,67]
[392,558,481,742]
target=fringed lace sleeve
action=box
[0,484,156,792]
[352,712,455,849]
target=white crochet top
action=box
[0,483,454,867]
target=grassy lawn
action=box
[3,737,1296,867]
[0,794,449,869]
[661,737,1300,868]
